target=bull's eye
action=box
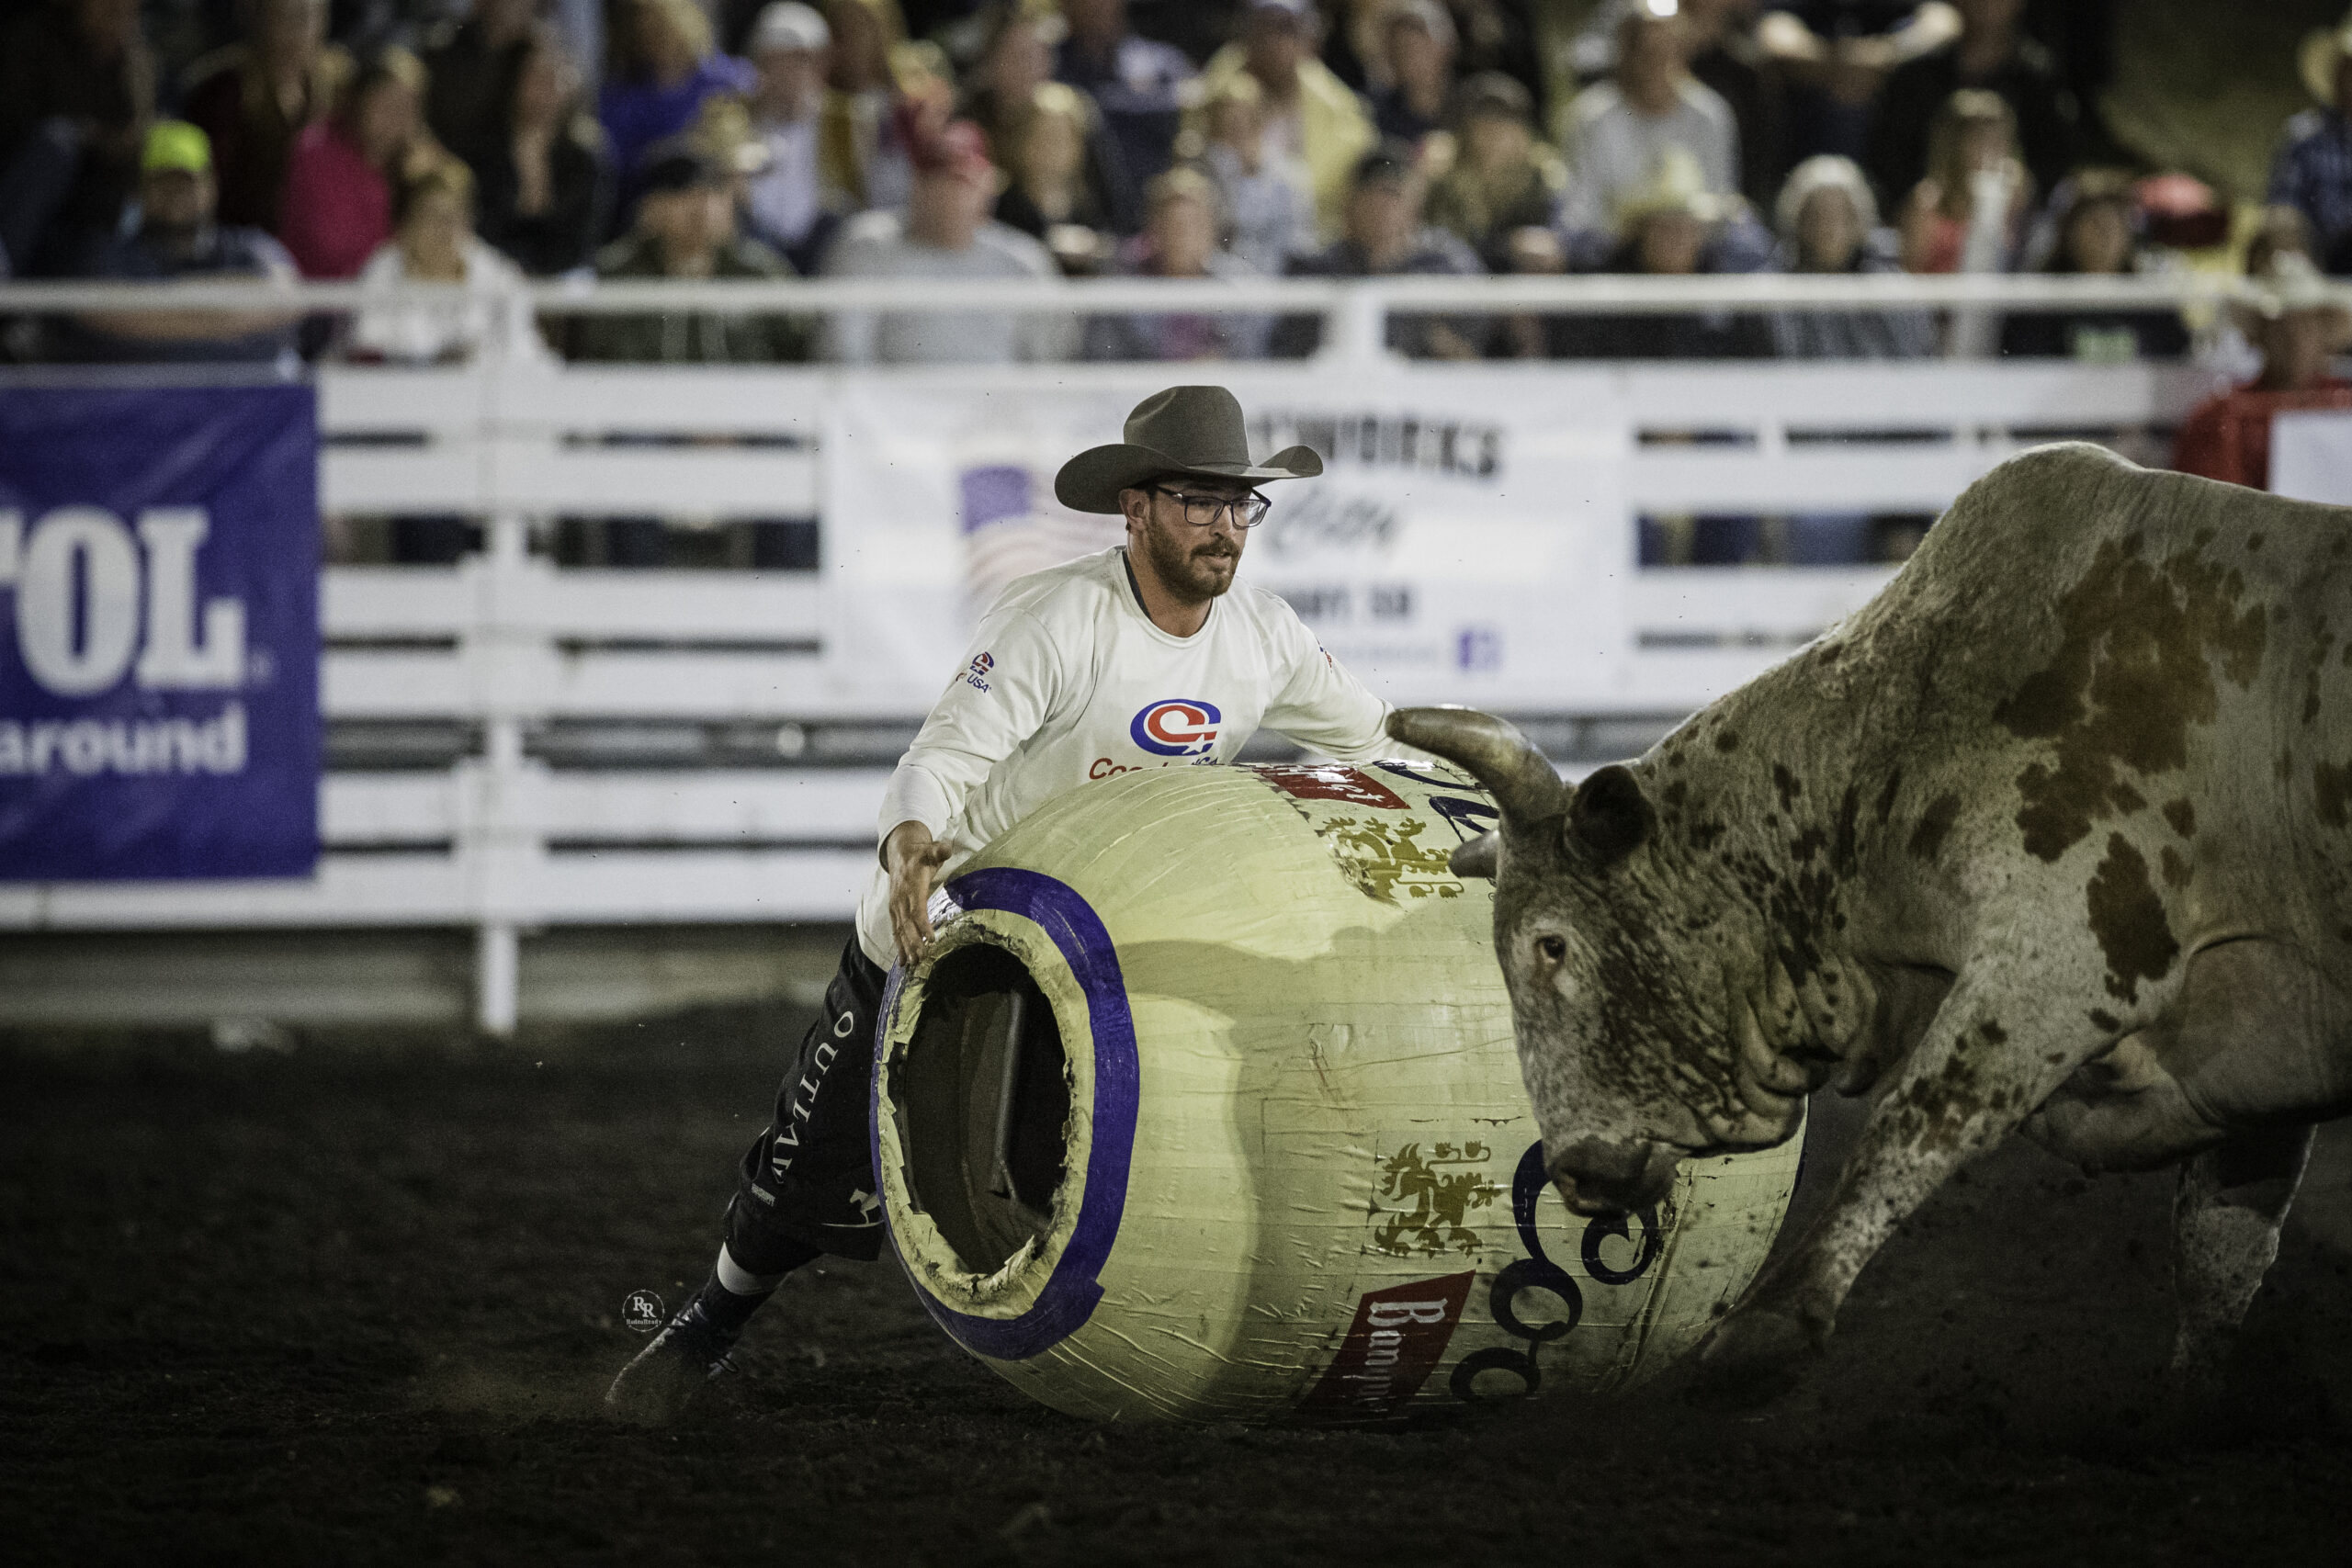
[1535,934,1567,964]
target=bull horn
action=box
[1386,706,1568,825]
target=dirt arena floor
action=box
[6,996,2352,1567]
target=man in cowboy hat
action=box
[2273,9,2352,276]
[609,385,1417,1423]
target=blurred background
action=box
[6,0,2352,1035]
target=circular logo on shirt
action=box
[1130,697,1223,757]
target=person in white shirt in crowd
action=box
[607,385,1420,1424]
[821,114,1072,363]
[739,1,839,275]
[1557,6,1741,243]
[349,159,542,366]
[1194,72,1315,279]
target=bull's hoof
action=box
[1684,1308,1815,1412]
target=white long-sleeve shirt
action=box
[856,546,1400,965]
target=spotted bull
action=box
[1390,443,2352,1406]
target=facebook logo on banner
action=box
[0,384,319,879]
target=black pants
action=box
[723,939,891,1273]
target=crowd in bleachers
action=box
[6,0,2352,491]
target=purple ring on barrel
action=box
[871,865,1139,1360]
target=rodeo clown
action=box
[609,385,1422,1422]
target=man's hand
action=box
[884,820,956,967]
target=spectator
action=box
[823,118,1070,364]
[738,1,837,273]
[600,0,755,213]
[1557,9,1740,244]
[1424,72,1565,270]
[1996,173,2187,363]
[422,0,540,168]
[2272,16,2352,277]
[566,138,808,566]
[994,83,1115,268]
[1768,152,1932,358]
[1366,0,1455,150]
[1083,166,1268,361]
[278,47,434,278]
[1276,141,1484,360]
[1055,0,1193,189]
[1556,146,1772,361]
[2202,206,2314,386]
[59,119,300,365]
[1194,73,1315,278]
[1758,1,1958,162]
[2172,254,2352,491]
[1864,0,2074,212]
[474,27,613,276]
[964,5,1135,238]
[1767,154,1933,564]
[351,161,541,365]
[1896,86,2025,274]
[1682,0,1792,210]
[570,139,805,362]
[817,0,914,215]
[178,0,345,237]
[1195,0,1377,243]
[0,0,153,277]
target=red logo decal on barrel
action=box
[1258,765,1409,810]
[1298,1272,1474,1416]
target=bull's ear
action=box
[1566,764,1654,868]
[1449,830,1499,880]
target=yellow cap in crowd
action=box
[141,120,213,177]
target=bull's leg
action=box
[1689,970,2090,1408]
[2168,1124,2312,1393]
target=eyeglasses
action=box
[1148,485,1272,529]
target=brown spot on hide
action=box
[2308,694,2324,726]
[1833,785,1861,872]
[1996,535,2267,862]
[2088,1009,2120,1032]
[1874,770,1903,827]
[2086,834,2179,1005]
[1714,729,1740,752]
[1690,820,1724,851]
[1979,1021,2009,1044]
[1908,794,1962,863]
[1663,779,1688,812]
[1772,764,1803,812]
[2246,533,2266,553]
[2318,760,2352,829]
[2160,845,2191,888]
[2162,798,2195,838]
[2110,783,2146,815]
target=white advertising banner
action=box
[822,371,1628,715]
[2267,409,2352,505]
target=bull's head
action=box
[1391,706,1800,1216]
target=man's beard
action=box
[1138,516,1240,603]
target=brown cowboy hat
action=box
[1053,386,1322,515]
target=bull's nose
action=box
[1549,1170,1619,1218]
[1546,1138,1667,1215]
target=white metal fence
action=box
[0,275,2220,1029]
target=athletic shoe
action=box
[605,1298,735,1425]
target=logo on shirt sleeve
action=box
[1130,697,1222,757]
[963,651,993,693]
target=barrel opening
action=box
[893,943,1071,1275]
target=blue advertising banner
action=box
[0,383,319,879]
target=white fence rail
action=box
[0,276,2220,1030]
